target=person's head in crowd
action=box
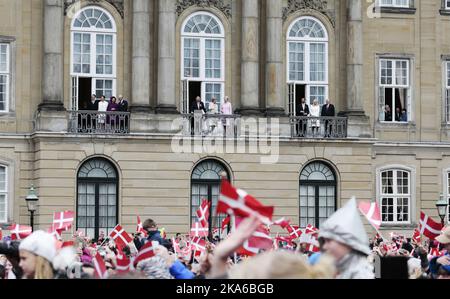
[110,96,117,104]
[18,231,56,279]
[143,219,158,232]
[91,94,97,102]
[100,95,106,102]
[436,226,450,252]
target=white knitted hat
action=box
[19,230,57,263]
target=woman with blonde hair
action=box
[18,230,56,279]
[309,99,321,136]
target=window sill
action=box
[376,122,416,129]
[439,9,450,16]
[376,7,417,15]
[379,223,416,229]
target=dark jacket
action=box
[118,100,129,112]
[321,104,335,117]
[87,100,99,111]
[141,230,171,249]
[296,103,310,117]
[191,101,207,114]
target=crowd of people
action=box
[0,197,448,280]
[190,96,234,136]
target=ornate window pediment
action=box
[64,0,124,19]
[176,0,232,19]
[283,0,335,28]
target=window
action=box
[447,0,450,9]
[77,158,118,240]
[0,166,7,223]
[380,169,411,224]
[445,62,450,123]
[299,162,336,228]
[378,0,410,8]
[287,17,328,106]
[71,7,116,110]
[181,12,225,112]
[445,171,450,223]
[191,160,230,238]
[378,58,411,123]
[0,44,10,112]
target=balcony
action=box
[181,113,242,138]
[68,110,131,134]
[290,116,348,139]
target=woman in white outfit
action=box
[221,97,233,136]
[309,99,321,136]
[207,98,219,134]
[97,96,109,129]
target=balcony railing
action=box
[290,116,348,139]
[181,113,242,138]
[68,110,131,134]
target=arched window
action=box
[287,17,328,115]
[191,160,230,238]
[70,7,117,110]
[77,158,118,239]
[181,12,225,113]
[299,162,336,228]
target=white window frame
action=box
[286,16,329,107]
[181,12,225,110]
[376,166,414,225]
[0,43,10,113]
[446,0,450,10]
[443,169,450,224]
[444,61,450,123]
[378,0,410,8]
[0,165,8,223]
[378,58,412,123]
[70,7,117,108]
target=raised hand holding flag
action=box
[109,225,133,249]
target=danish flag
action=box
[286,225,303,239]
[419,212,444,240]
[196,199,210,227]
[115,247,131,274]
[190,222,209,238]
[221,215,231,231]
[191,237,207,256]
[136,216,148,236]
[271,218,291,229]
[47,226,63,241]
[93,253,109,279]
[305,224,319,235]
[299,231,320,252]
[429,247,445,257]
[52,211,75,232]
[217,179,274,225]
[235,217,273,256]
[8,224,32,240]
[358,201,382,230]
[133,241,156,267]
[109,225,133,249]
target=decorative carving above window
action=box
[64,0,124,19]
[176,0,232,19]
[283,0,335,28]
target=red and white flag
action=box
[419,212,444,240]
[299,231,320,252]
[271,218,290,229]
[429,247,444,257]
[217,179,274,225]
[8,224,32,240]
[115,247,132,274]
[172,237,181,255]
[109,225,133,249]
[235,217,273,256]
[412,229,421,244]
[62,241,75,248]
[136,216,148,236]
[286,225,303,239]
[47,225,63,241]
[190,222,209,238]
[93,253,109,279]
[133,241,156,267]
[52,211,75,232]
[191,237,207,257]
[305,224,319,235]
[221,215,231,231]
[358,201,382,230]
[196,199,210,228]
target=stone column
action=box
[156,0,178,114]
[345,0,371,137]
[265,0,285,117]
[39,0,65,111]
[131,0,152,112]
[239,0,261,115]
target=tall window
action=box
[181,12,225,113]
[0,44,9,112]
[299,162,336,228]
[444,61,450,123]
[447,0,450,9]
[287,16,328,109]
[191,160,230,238]
[378,0,410,7]
[77,158,118,239]
[71,7,116,110]
[378,58,411,123]
[445,171,450,223]
[0,166,7,223]
[379,169,411,224]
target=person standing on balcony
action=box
[190,97,207,135]
[87,94,99,111]
[97,96,109,130]
[107,96,119,129]
[117,95,129,133]
[207,98,219,135]
[296,98,310,137]
[118,95,129,112]
[221,96,233,136]
[321,99,335,138]
[310,99,321,136]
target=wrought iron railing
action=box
[68,110,131,134]
[181,113,242,138]
[290,116,348,139]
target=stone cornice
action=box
[282,0,335,27]
[176,0,232,19]
[64,0,124,18]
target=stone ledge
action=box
[440,9,450,16]
[376,7,417,15]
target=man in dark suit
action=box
[117,95,129,133]
[321,99,336,137]
[296,98,310,137]
[190,96,207,135]
[87,94,99,111]
[118,95,129,112]
[85,94,99,132]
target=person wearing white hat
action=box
[19,230,56,279]
[318,198,375,279]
